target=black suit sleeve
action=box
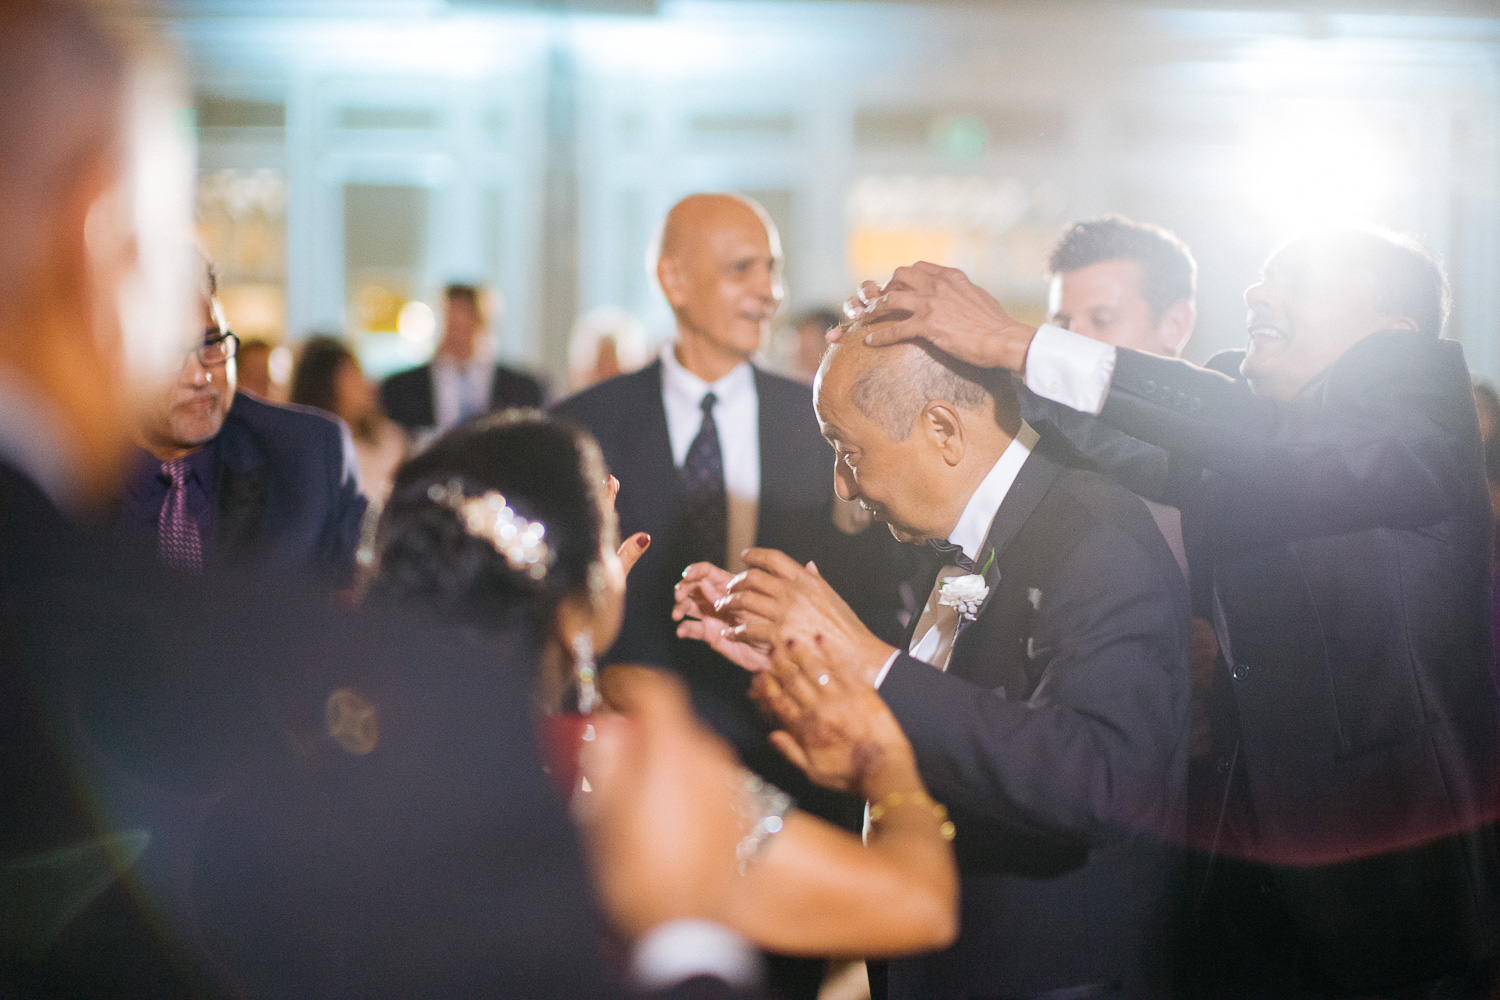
[879,520,1188,847]
[1096,336,1479,548]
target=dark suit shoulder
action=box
[223,392,345,456]
[751,366,815,404]
[491,365,546,409]
[552,363,661,425]
[1204,348,1244,379]
[1042,466,1186,591]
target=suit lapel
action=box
[947,449,1064,666]
[211,412,270,567]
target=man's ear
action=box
[919,401,965,467]
[1158,299,1196,356]
[657,255,686,309]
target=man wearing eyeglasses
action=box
[116,255,366,587]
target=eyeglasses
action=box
[188,329,239,368]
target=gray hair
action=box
[846,342,1012,441]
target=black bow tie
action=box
[927,538,977,574]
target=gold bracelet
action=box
[868,790,956,841]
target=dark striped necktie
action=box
[681,391,727,567]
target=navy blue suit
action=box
[875,445,1191,1000]
[116,392,366,588]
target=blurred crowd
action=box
[3,3,1500,1000]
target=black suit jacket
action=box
[875,446,1190,999]
[554,361,909,825]
[1031,329,1500,991]
[1,461,615,998]
[380,361,545,432]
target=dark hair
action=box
[369,411,612,646]
[1272,228,1451,338]
[1048,215,1197,322]
[289,335,357,415]
[444,283,482,313]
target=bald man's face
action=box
[813,346,953,544]
[659,200,782,371]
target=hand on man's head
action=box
[834,262,1038,373]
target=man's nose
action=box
[1244,279,1268,310]
[184,355,213,385]
[833,461,857,502]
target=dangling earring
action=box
[572,631,598,715]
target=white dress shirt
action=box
[659,343,760,572]
[632,918,762,993]
[431,355,495,431]
[874,421,1040,687]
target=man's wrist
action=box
[860,641,898,687]
[1003,321,1039,375]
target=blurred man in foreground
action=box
[842,229,1500,997]
[0,3,763,996]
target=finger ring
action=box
[817,674,830,686]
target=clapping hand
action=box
[672,561,774,673]
[834,262,1038,373]
[751,636,916,798]
[715,548,894,686]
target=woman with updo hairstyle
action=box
[368,411,959,960]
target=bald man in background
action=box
[556,192,910,1000]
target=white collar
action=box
[948,421,1039,563]
[659,341,755,401]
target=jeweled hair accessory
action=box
[427,479,554,580]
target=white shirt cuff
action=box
[631,919,762,993]
[872,649,902,690]
[1023,323,1117,416]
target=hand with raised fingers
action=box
[835,262,1037,372]
[751,637,915,797]
[602,474,652,577]
[718,548,894,688]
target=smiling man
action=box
[117,254,366,586]
[843,227,1500,998]
[555,191,909,1000]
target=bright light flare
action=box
[1241,103,1397,242]
[397,300,436,343]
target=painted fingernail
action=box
[638,534,650,548]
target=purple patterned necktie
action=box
[680,391,727,567]
[158,459,203,573]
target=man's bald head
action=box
[812,336,1022,544]
[655,193,780,266]
[818,336,1018,441]
[653,192,783,382]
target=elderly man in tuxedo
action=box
[844,229,1500,997]
[682,337,1192,999]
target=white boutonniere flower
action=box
[938,574,989,621]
